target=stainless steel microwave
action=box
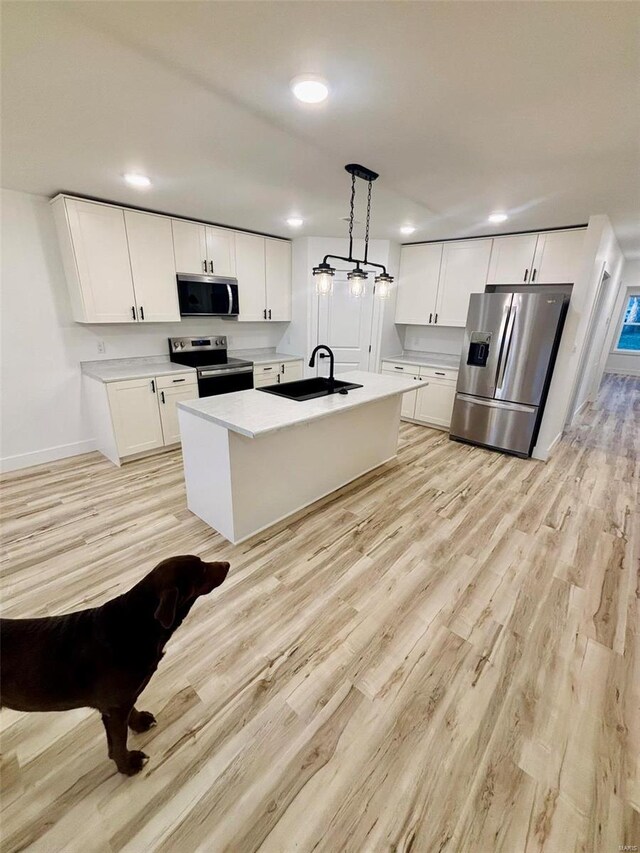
[176,274,239,317]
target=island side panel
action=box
[178,409,236,542]
[228,395,402,543]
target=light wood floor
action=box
[1,374,638,852]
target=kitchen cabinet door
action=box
[435,239,492,327]
[235,233,267,321]
[280,360,303,383]
[205,226,236,277]
[395,244,443,324]
[158,382,199,445]
[486,234,538,285]
[107,378,164,457]
[381,369,419,419]
[531,229,585,284]
[414,379,457,429]
[265,239,292,321]
[125,211,180,322]
[172,220,208,274]
[64,199,136,323]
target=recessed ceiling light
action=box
[400,225,416,235]
[123,173,151,189]
[290,75,329,104]
[488,212,508,223]
[287,217,304,228]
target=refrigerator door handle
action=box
[495,306,517,393]
[456,394,536,414]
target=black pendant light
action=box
[313,164,394,298]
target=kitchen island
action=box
[177,370,428,544]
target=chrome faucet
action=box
[309,345,335,384]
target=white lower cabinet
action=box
[381,360,458,429]
[89,371,198,464]
[414,379,456,428]
[253,359,304,387]
[106,377,166,458]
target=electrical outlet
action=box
[97,340,106,354]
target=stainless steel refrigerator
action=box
[450,292,568,457]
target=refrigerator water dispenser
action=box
[467,332,492,367]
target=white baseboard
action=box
[604,366,640,377]
[0,438,97,474]
[531,431,563,462]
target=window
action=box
[615,294,640,352]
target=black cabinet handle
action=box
[429,313,433,324]
[394,365,404,370]
[263,309,267,319]
[268,308,272,319]
[161,391,165,404]
[203,260,207,272]
[434,313,438,323]
[264,366,273,371]
[209,260,214,273]
[151,380,155,393]
[532,268,537,282]
[435,371,445,376]
[523,268,529,282]
[172,378,186,383]
[131,306,136,320]
[140,305,144,320]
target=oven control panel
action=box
[169,336,227,352]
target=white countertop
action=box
[230,348,304,365]
[81,356,197,383]
[178,370,428,438]
[382,351,461,370]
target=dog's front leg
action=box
[101,707,148,776]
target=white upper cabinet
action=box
[531,229,585,284]
[265,239,292,321]
[54,198,137,323]
[205,226,236,277]
[235,232,267,321]
[124,211,180,322]
[395,244,443,324]
[172,220,207,274]
[435,239,492,327]
[487,234,539,285]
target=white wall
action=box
[402,324,465,357]
[604,261,640,376]
[532,215,625,459]
[0,189,288,472]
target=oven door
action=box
[197,365,253,397]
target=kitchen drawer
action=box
[156,371,197,389]
[381,360,421,374]
[418,366,458,382]
[254,362,280,377]
[254,373,280,388]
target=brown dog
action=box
[0,555,229,775]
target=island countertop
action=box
[178,370,428,439]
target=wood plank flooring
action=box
[1,373,638,852]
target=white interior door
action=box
[316,273,375,376]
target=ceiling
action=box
[2,1,639,256]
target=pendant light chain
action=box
[348,171,356,260]
[364,179,372,264]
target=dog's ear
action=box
[154,587,179,629]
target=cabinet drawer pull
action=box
[151,380,155,393]
[172,378,186,383]
[435,371,445,376]
[161,391,165,404]
[394,366,405,370]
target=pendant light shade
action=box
[375,271,393,299]
[313,261,335,295]
[347,267,367,297]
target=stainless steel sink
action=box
[256,377,363,401]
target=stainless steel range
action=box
[168,336,253,397]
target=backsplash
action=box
[402,324,465,356]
